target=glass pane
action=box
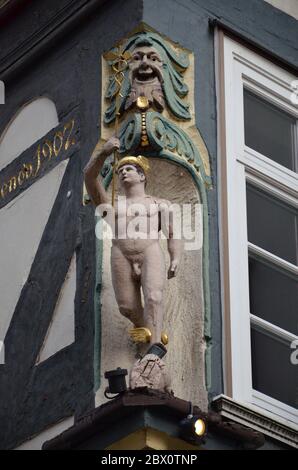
[251,325,298,409]
[247,184,298,265]
[244,89,297,171]
[249,257,298,335]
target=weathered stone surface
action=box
[129,354,171,392]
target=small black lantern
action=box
[104,367,128,399]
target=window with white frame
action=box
[219,35,298,425]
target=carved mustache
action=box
[132,63,164,83]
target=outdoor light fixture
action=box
[179,402,207,445]
[194,417,206,436]
[104,367,128,399]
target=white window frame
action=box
[219,35,298,425]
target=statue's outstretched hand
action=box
[168,259,179,279]
[92,136,120,160]
[101,137,120,157]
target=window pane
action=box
[249,257,298,335]
[247,184,298,265]
[251,325,298,409]
[244,89,297,171]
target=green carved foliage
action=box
[104,111,211,187]
[104,31,191,123]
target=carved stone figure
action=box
[90,31,211,398]
[104,32,191,124]
[124,45,165,113]
[103,33,211,187]
[84,137,182,350]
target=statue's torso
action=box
[111,195,169,254]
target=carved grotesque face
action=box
[129,46,163,84]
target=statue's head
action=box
[116,155,150,188]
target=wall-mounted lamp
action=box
[179,402,207,445]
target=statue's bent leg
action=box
[141,242,166,345]
[111,245,144,327]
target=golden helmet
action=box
[116,155,150,175]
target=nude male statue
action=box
[84,137,182,347]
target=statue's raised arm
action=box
[83,137,120,206]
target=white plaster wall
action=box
[96,159,208,410]
[0,160,68,344]
[15,416,74,450]
[264,0,298,20]
[0,97,59,170]
[0,98,77,358]
[36,253,76,364]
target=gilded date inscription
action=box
[0,119,76,201]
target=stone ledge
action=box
[42,388,265,450]
[212,395,298,449]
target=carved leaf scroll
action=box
[103,112,211,187]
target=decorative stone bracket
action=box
[113,112,212,187]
